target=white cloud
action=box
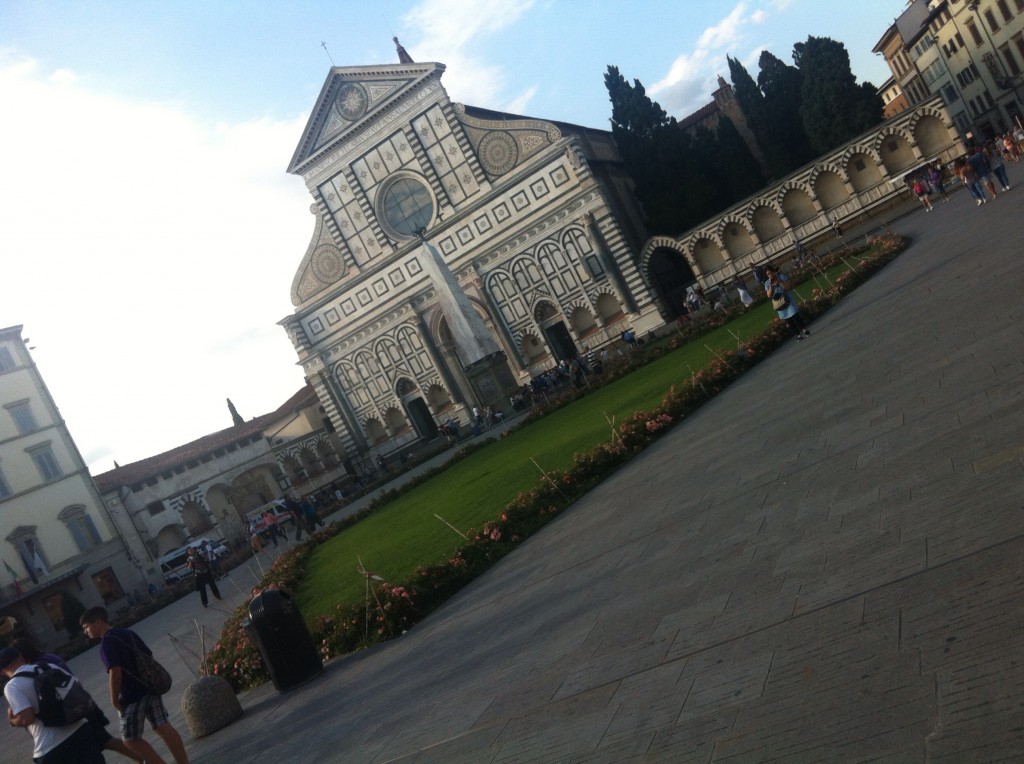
[0,53,313,472]
[402,0,536,108]
[696,3,748,51]
[503,85,538,117]
[649,2,762,117]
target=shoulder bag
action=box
[111,634,173,696]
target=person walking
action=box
[2,645,106,763]
[954,157,986,205]
[985,141,1011,191]
[80,607,189,764]
[262,508,286,547]
[11,638,142,763]
[763,265,811,342]
[967,145,998,200]
[301,496,324,532]
[285,496,306,541]
[912,175,933,211]
[927,163,949,203]
[186,547,221,608]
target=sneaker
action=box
[976,199,983,206]
[1004,185,1011,191]
[795,335,803,342]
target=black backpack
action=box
[27,662,96,726]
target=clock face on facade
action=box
[335,83,369,121]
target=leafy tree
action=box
[604,65,766,235]
[756,51,816,174]
[605,65,672,140]
[715,116,767,202]
[794,36,883,154]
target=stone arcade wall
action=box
[640,97,961,293]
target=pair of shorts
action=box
[119,693,169,740]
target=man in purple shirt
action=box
[80,607,189,764]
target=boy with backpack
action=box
[1,645,105,763]
[11,638,141,762]
[80,606,190,764]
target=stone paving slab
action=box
[4,188,1024,762]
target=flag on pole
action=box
[19,550,38,584]
[3,559,23,595]
[32,550,49,577]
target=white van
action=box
[159,537,230,584]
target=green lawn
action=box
[295,262,849,617]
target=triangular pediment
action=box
[287,62,446,175]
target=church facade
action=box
[280,58,664,469]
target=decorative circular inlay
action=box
[311,245,345,283]
[478,131,518,176]
[335,83,369,121]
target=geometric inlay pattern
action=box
[477,131,518,176]
[311,244,346,283]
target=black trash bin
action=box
[247,588,323,692]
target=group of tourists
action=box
[909,162,950,211]
[953,142,1012,206]
[3,608,189,763]
[285,495,326,541]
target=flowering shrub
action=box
[206,233,908,690]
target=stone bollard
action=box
[180,675,242,739]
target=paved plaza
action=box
[4,185,1023,762]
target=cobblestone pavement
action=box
[4,186,1022,763]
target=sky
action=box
[0,0,900,475]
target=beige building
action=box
[875,0,1024,142]
[280,49,664,468]
[0,325,149,647]
[93,384,349,558]
[878,76,911,118]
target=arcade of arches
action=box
[640,101,959,314]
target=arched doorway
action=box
[648,247,696,319]
[397,378,437,439]
[406,398,436,439]
[180,501,213,536]
[535,301,577,361]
